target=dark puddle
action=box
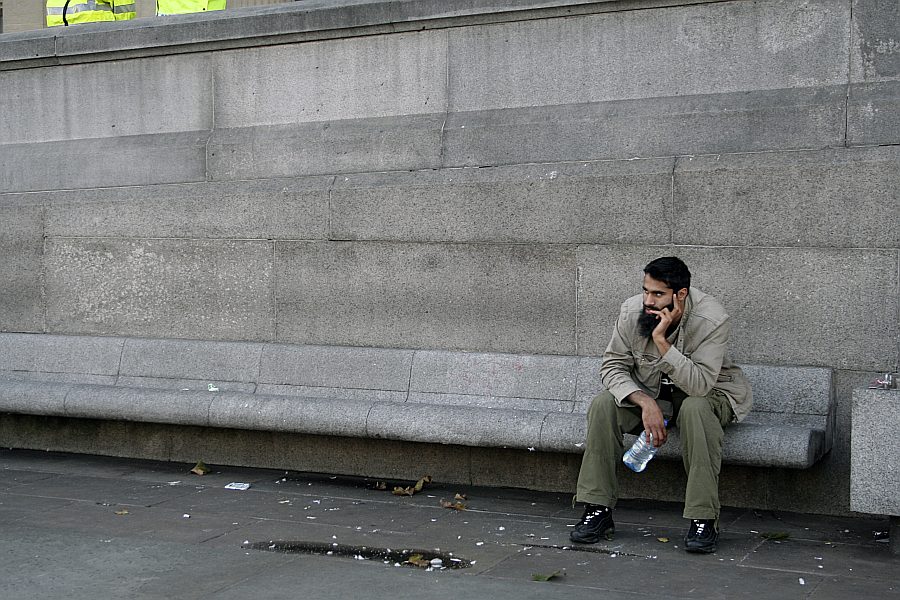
[246,540,472,569]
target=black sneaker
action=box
[684,519,719,553]
[570,504,615,544]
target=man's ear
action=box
[676,288,688,301]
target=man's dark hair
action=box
[644,256,691,292]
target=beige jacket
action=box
[599,288,752,422]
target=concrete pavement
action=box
[0,449,896,599]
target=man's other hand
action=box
[627,391,668,447]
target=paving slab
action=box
[0,449,894,600]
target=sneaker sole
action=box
[569,528,614,544]
[684,543,718,554]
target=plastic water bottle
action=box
[623,421,667,473]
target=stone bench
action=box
[0,333,834,471]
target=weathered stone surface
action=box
[0,371,117,386]
[448,0,849,112]
[45,239,275,341]
[851,0,900,82]
[0,381,71,416]
[444,87,847,166]
[848,81,900,146]
[0,54,212,144]
[45,178,330,240]
[64,385,213,426]
[0,133,208,193]
[115,376,257,394]
[208,393,372,437]
[366,402,544,448]
[848,0,900,146]
[851,388,900,515]
[409,349,578,400]
[0,30,56,68]
[207,114,443,180]
[0,203,44,332]
[119,338,264,382]
[576,246,899,371]
[255,384,405,403]
[575,357,605,405]
[0,333,123,375]
[674,148,900,248]
[330,159,673,244]
[259,344,413,391]
[405,392,572,412]
[741,365,833,415]
[212,31,446,128]
[275,241,576,354]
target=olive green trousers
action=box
[575,389,734,520]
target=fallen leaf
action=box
[440,499,467,511]
[531,569,564,582]
[760,532,790,541]
[373,481,387,491]
[390,475,432,496]
[114,509,129,516]
[657,537,669,543]
[454,493,468,501]
[190,461,210,476]
[405,554,431,568]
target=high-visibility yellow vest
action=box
[46,0,136,27]
[156,0,226,15]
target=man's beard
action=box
[637,301,674,338]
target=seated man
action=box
[571,257,752,553]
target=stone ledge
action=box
[0,0,727,70]
[0,378,831,468]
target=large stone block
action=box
[207,114,443,180]
[0,202,44,332]
[44,178,330,240]
[64,385,213,426]
[208,393,372,437]
[848,0,900,145]
[0,381,71,416]
[576,246,899,371]
[409,349,579,400]
[0,31,56,69]
[851,388,900,516]
[119,338,264,382]
[275,241,576,354]
[45,238,275,341]
[0,133,208,193]
[673,148,900,248]
[0,55,212,145]
[330,159,674,244]
[851,0,900,82]
[448,0,849,112]
[0,333,123,375]
[366,402,544,448]
[213,30,447,128]
[848,81,900,146]
[443,87,847,166]
[259,344,414,391]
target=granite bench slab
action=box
[0,333,834,469]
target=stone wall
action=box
[0,0,897,515]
